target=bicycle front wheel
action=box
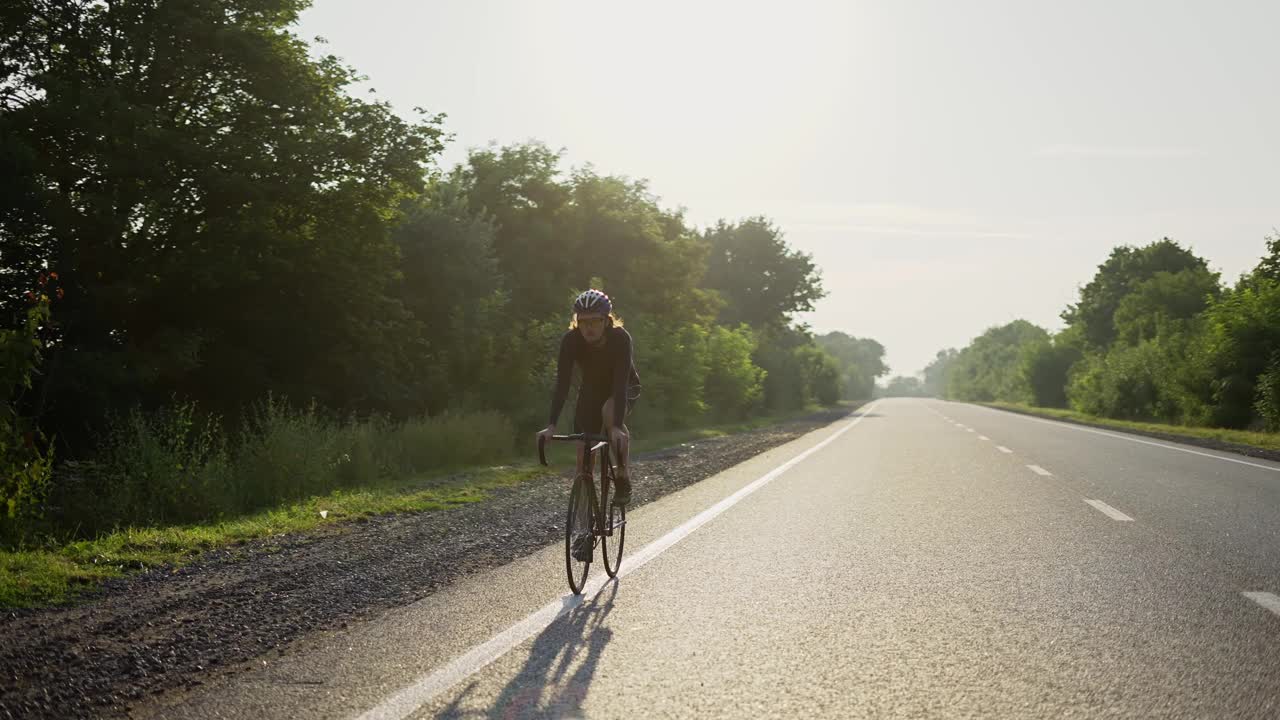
[602,499,625,578]
[565,474,592,594]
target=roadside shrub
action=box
[796,344,841,407]
[703,325,765,421]
[628,319,710,431]
[1,300,56,544]
[35,398,522,541]
[1020,337,1081,408]
[1067,346,1160,420]
[48,401,234,537]
[393,410,515,474]
[231,396,345,510]
[1255,354,1280,431]
[754,328,807,413]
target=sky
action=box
[298,0,1279,376]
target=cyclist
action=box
[536,289,640,560]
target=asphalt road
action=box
[143,399,1280,719]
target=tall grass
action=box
[31,398,516,544]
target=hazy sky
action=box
[299,0,1278,376]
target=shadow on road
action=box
[435,581,619,719]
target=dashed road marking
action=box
[996,446,1013,454]
[1243,592,1280,617]
[1027,464,1052,476]
[1084,499,1134,521]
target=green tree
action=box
[454,142,573,323]
[627,319,711,430]
[1062,239,1213,349]
[1251,232,1280,284]
[1201,277,1280,428]
[702,218,825,328]
[394,180,507,415]
[1020,327,1083,408]
[754,325,810,412]
[923,348,959,398]
[1112,267,1220,346]
[880,376,927,397]
[1,295,54,539]
[563,170,718,325]
[1,0,444,435]
[817,332,888,400]
[795,344,842,406]
[703,325,766,421]
[948,320,1048,402]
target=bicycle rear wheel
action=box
[565,474,592,594]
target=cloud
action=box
[1033,144,1206,159]
[781,203,1033,240]
[785,223,1032,240]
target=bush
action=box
[753,326,809,412]
[1067,346,1161,420]
[1255,354,1280,431]
[1202,279,1280,428]
[1020,337,1081,408]
[796,344,842,406]
[1064,326,1214,425]
[96,402,233,526]
[703,325,765,421]
[22,398,521,542]
[231,396,347,511]
[948,320,1048,403]
[1,299,56,543]
[628,319,710,431]
[392,411,516,474]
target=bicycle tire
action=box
[565,474,592,594]
[602,500,625,578]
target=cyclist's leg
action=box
[572,397,600,549]
[601,397,630,470]
[601,397,633,504]
[573,394,601,476]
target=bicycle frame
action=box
[539,433,616,537]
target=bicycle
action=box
[538,432,626,594]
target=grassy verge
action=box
[0,402,855,608]
[981,401,1280,452]
[0,465,547,608]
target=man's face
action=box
[577,313,607,344]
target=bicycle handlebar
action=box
[537,433,610,466]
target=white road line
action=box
[978,435,989,441]
[974,405,1280,473]
[1083,499,1134,521]
[1243,592,1280,617]
[355,403,882,720]
[965,428,975,433]
[1027,464,1052,476]
[996,446,1013,454]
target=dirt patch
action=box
[0,407,856,719]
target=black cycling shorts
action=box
[573,385,640,435]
